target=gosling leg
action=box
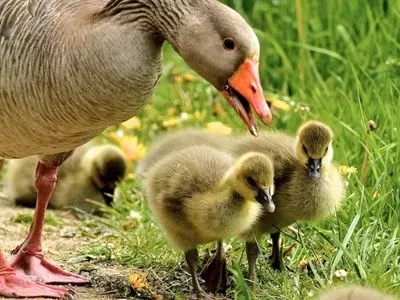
[269,232,282,271]
[200,241,227,294]
[245,241,259,285]
[185,249,210,299]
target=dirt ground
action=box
[0,193,135,300]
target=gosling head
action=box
[224,152,275,213]
[85,145,127,205]
[295,121,334,178]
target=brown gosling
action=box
[5,143,127,213]
[144,145,275,298]
[136,129,234,180]
[234,121,345,280]
[317,285,396,300]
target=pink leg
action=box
[10,162,88,284]
[0,251,73,298]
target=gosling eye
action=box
[223,38,236,51]
[246,176,258,189]
[324,146,329,155]
[302,144,308,155]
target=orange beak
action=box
[222,58,272,136]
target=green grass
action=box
[79,0,399,298]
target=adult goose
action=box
[0,0,272,297]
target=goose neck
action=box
[98,0,192,44]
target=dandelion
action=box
[338,166,357,176]
[172,73,197,84]
[206,121,232,135]
[179,112,191,121]
[119,136,146,162]
[162,118,179,128]
[121,116,141,130]
[268,96,292,112]
[334,269,348,279]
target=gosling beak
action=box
[222,58,273,137]
[256,188,275,213]
[307,158,322,178]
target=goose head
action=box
[223,152,275,213]
[295,121,334,178]
[174,1,272,135]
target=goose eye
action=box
[302,144,308,155]
[223,38,236,50]
[246,176,258,188]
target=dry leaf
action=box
[206,121,232,135]
[129,272,149,290]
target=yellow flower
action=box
[206,121,232,135]
[172,73,197,84]
[194,110,206,121]
[129,273,149,290]
[269,96,291,112]
[338,166,357,176]
[162,118,179,128]
[119,136,146,162]
[121,116,141,130]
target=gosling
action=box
[318,285,396,300]
[234,121,345,280]
[136,129,234,179]
[145,145,275,298]
[5,143,127,213]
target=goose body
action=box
[145,145,275,297]
[0,1,273,297]
[0,0,163,158]
[136,129,235,179]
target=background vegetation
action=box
[3,0,399,299]
[95,0,400,298]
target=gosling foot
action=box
[190,288,214,300]
[200,242,227,294]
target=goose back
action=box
[0,0,163,158]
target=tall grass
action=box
[82,0,399,298]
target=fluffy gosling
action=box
[318,285,396,300]
[136,129,234,180]
[236,121,344,280]
[5,143,127,213]
[145,145,275,298]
